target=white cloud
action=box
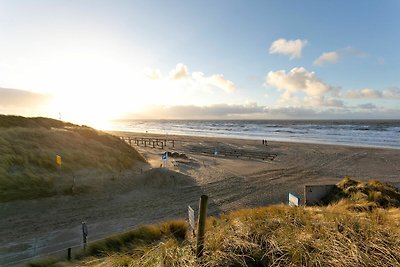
[343,87,400,99]
[168,63,190,80]
[313,51,339,66]
[192,72,236,93]
[144,63,237,94]
[269,38,308,59]
[132,103,265,119]
[383,87,400,98]
[265,67,349,108]
[266,67,331,97]
[313,46,367,66]
[345,88,382,98]
[125,103,400,120]
[143,68,162,80]
[207,74,236,93]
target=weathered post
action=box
[67,248,72,260]
[172,140,175,148]
[196,195,208,258]
[82,222,88,249]
[188,206,195,237]
[153,140,155,148]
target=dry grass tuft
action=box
[322,176,400,209]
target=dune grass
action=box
[0,115,146,202]
[34,177,400,267]
[321,176,400,210]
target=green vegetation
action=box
[0,115,146,202]
[32,177,400,267]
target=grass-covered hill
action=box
[0,115,146,202]
[32,177,400,267]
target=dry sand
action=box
[1,132,399,265]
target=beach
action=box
[1,132,399,265]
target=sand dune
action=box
[1,132,399,265]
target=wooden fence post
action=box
[82,222,88,249]
[196,195,208,258]
[67,247,71,260]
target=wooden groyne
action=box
[120,136,175,149]
[186,145,277,161]
[121,136,276,161]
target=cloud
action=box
[313,46,367,66]
[133,103,265,119]
[383,87,400,98]
[0,87,51,107]
[358,103,377,110]
[266,67,331,97]
[265,67,352,108]
[303,96,344,108]
[269,38,308,59]
[344,87,400,99]
[143,68,162,80]
[126,103,400,120]
[345,88,382,98]
[313,51,340,66]
[168,63,189,80]
[193,72,236,93]
[145,63,237,93]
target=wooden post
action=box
[67,247,72,261]
[153,141,155,148]
[144,140,147,147]
[172,140,175,148]
[82,222,88,249]
[196,195,208,258]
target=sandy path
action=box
[1,133,399,265]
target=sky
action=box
[0,0,399,127]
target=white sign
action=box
[288,192,300,206]
[188,205,195,229]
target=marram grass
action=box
[0,115,145,202]
[35,178,400,267]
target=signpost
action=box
[56,155,62,168]
[56,155,62,176]
[162,152,167,167]
[288,192,300,206]
[214,148,218,156]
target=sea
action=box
[108,120,400,149]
